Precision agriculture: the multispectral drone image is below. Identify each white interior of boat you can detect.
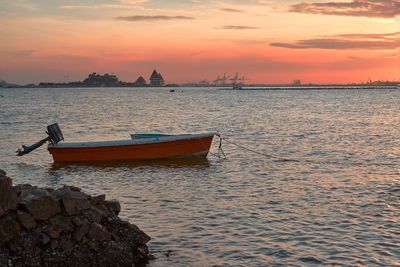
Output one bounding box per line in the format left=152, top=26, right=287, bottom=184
left=49, top=132, right=215, bottom=148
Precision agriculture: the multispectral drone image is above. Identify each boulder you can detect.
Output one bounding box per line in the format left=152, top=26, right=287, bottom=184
left=0, top=175, right=18, bottom=217
left=45, top=215, right=74, bottom=238
left=12, top=184, right=37, bottom=197
left=59, top=237, right=74, bottom=255
left=88, top=222, right=112, bottom=242
left=0, top=172, right=150, bottom=267
left=90, top=194, right=106, bottom=205
left=20, top=189, right=61, bottom=220
left=105, top=219, right=151, bottom=246
left=73, top=219, right=90, bottom=242
left=17, top=210, right=37, bottom=230
left=82, top=206, right=108, bottom=223
left=0, top=247, right=9, bottom=266
left=0, top=174, right=11, bottom=189
left=105, top=200, right=121, bottom=217
left=0, top=216, right=21, bottom=244
left=61, top=191, right=91, bottom=215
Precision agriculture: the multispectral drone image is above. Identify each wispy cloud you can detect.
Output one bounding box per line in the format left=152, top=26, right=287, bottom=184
left=62, top=0, right=149, bottom=9
left=217, top=25, right=259, bottom=30
left=115, top=15, right=194, bottom=21
left=290, top=0, right=400, bottom=18
left=220, top=8, right=244, bottom=13
left=271, top=32, right=400, bottom=50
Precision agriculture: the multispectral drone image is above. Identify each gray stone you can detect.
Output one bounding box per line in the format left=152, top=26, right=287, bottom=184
left=83, top=206, right=107, bottom=223
left=72, top=217, right=82, bottom=226
left=0, top=174, right=12, bottom=189
left=105, top=200, right=121, bottom=216
left=59, top=238, right=74, bottom=255
left=50, top=239, right=59, bottom=250
left=0, top=247, right=9, bottom=267
left=0, top=216, right=21, bottom=244
left=88, top=222, right=112, bottom=242
left=0, top=175, right=18, bottom=217
left=17, top=210, right=37, bottom=230
left=62, top=191, right=91, bottom=215
left=20, top=188, right=61, bottom=220
left=44, top=224, right=62, bottom=239
left=41, top=233, right=51, bottom=245
left=90, top=194, right=106, bottom=205
left=45, top=215, right=74, bottom=238
left=12, top=184, right=37, bottom=197
left=73, top=220, right=90, bottom=242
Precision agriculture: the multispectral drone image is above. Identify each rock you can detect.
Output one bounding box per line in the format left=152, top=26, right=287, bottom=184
left=88, top=222, right=112, bottom=242
left=0, top=174, right=12, bottom=189
left=90, top=194, right=106, bottom=205
left=17, top=210, right=37, bottom=230
left=20, top=188, right=61, bottom=220
left=41, top=233, right=51, bottom=245
left=45, top=215, right=74, bottom=238
left=73, top=219, right=90, bottom=242
left=72, top=217, right=82, bottom=226
left=68, top=185, right=81, bottom=192
left=0, top=216, right=21, bottom=244
left=59, top=237, right=74, bottom=255
left=12, top=184, right=37, bottom=197
left=105, top=219, right=151, bottom=246
left=50, top=239, right=59, bottom=250
left=1, top=173, right=150, bottom=267
left=0, top=247, right=9, bottom=266
left=61, top=191, right=91, bottom=215
left=105, top=200, right=121, bottom=217
left=0, top=169, right=6, bottom=177
left=82, top=206, right=108, bottom=223
left=44, top=224, right=62, bottom=239
left=14, top=231, right=41, bottom=250
left=0, top=175, right=18, bottom=217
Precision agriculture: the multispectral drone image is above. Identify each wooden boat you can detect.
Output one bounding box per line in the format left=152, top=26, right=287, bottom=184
left=17, top=124, right=215, bottom=163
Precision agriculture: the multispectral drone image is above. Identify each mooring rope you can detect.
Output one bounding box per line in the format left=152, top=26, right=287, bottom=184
left=214, top=132, right=299, bottom=162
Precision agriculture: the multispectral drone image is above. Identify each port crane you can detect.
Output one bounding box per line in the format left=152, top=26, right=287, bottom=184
left=230, top=72, right=250, bottom=89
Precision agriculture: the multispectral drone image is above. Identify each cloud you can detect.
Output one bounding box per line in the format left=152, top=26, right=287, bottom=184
left=271, top=32, right=400, bottom=50
left=220, top=8, right=244, bottom=13
left=13, top=50, right=35, bottom=57
left=218, top=25, right=259, bottom=30
left=290, top=0, right=400, bottom=18
left=115, top=15, right=194, bottom=21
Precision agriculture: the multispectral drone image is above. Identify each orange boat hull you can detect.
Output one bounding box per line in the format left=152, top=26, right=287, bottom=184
left=48, top=135, right=214, bottom=163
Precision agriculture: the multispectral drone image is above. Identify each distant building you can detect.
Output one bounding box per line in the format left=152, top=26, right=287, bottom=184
left=293, top=79, right=301, bottom=86
left=134, top=76, right=147, bottom=87
left=83, top=72, right=119, bottom=87
left=149, top=70, right=165, bottom=87
left=198, top=80, right=210, bottom=86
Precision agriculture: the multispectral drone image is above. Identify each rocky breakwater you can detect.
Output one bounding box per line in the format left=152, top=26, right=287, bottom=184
left=0, top=169, right=150, bottom=267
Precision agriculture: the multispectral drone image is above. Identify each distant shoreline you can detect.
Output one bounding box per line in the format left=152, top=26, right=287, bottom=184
left=1, top=85, right=398, bottom=90
left=219, top=85, right=399, bottom=91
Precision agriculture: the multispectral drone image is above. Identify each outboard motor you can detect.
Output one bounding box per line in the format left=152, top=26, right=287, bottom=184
left=16, top=123, right=64, bottom=156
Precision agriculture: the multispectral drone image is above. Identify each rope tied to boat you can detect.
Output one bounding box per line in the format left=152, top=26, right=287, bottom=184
left=214, top=132, right=299, bottom=162
left=215, top=131, right=226, bottom=159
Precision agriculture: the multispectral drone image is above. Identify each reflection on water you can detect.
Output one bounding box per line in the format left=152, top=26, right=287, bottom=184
left=0, top=87, right=399, bottom=266
left=48, top=157, right=211, bottom=172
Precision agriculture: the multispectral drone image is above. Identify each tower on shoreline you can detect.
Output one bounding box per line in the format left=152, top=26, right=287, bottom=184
left=149, top=70, right=165, bottom=87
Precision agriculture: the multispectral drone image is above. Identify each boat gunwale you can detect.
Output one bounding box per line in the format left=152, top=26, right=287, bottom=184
left=48, top=132, right=215, bottom=149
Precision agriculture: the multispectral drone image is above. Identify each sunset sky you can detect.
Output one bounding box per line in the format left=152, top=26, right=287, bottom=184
left=0, top=0, right=399, bottom=84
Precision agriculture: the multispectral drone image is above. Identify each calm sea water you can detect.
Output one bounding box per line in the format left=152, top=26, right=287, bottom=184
left=0, top=87, right=399, bottom=266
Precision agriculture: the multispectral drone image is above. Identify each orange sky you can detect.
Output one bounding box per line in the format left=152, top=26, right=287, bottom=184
left=0, top=0, right=399, bottom=84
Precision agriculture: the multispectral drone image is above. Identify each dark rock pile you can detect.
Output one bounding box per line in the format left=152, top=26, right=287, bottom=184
left=0, top=169, right=150, bottom=267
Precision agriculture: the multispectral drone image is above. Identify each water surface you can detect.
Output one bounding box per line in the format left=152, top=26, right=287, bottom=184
left=0, top=87, right=399, bottom=266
